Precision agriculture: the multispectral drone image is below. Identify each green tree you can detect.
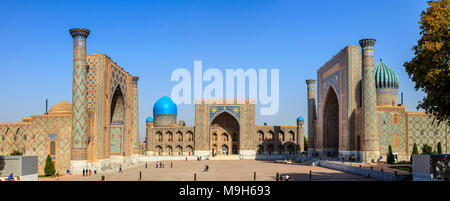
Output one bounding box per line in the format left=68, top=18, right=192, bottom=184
left=9, top=150, right=23, bottom=156
left=304, top=136, right=308, bottom=151
left=44, top=155, right=56, bottom=176
left=403, top=0, right=450, bottom=125
left=411, top=143, right=419, bottom=162
left=422, top=144, right=434, bottom=154
left=387, top=145, right=395, bottom=164
left=437, top=142, right=443, bottom=154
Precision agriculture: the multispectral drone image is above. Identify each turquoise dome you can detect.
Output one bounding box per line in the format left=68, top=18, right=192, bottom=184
left=375, top=60, right=399, bottom=89
left=146, top=116, right=153, bottom=122
left=153, top=96, right=177, bottom=115
left=297, top=116, right=304, bottom=121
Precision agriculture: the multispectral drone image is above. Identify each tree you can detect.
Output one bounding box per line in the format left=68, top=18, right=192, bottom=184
left=387, top=145, right=395, bottom=164
left=422, top=144, right=433, bottom=154
left=437, top=142, right=443, bottom=154
left=304, top=136, right=308, bottom=151
left=9, top=150, right=23, bottom=156
left=403, top=0, right=450, bottom=125
left=411, top=143, right=419, bottom=162
left=44, top=155, right=56, bottom=176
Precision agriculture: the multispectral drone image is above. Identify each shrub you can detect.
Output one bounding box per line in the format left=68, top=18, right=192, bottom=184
left=10, top=150, right=23, bottom=156
left=44, top=155, right=56, bottom=176
left=411, top=143, right=419, bottom=162
left=422, top=144, right=433, bottom=154
left=437, top=142, right=442, bottom=154
left=387, top=145, right=395, bottom=164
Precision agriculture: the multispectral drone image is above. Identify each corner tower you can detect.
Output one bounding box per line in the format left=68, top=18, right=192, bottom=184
left=69, top=28, right=90, bottom=163
left=359, top=38, right=380, bottom=163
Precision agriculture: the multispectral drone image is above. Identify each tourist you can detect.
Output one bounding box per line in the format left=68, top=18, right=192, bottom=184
left=276, top=172, right=280, bottom=181
left=94, top=167, right=97, bottom=174
left=156, top=162, right=159, bottom=168
left=101, top=175, right=105, bottom=181
left=145, top=162, right=148, bottom=168
left=89, top=169, right=92, bottom=176
left=8, top=173, right=13, bottom=181
left=82, top=169, right=85, bottom=176
left=171, top=162, right=173, bottom=168
left=119, top=165, right=122, bottom=173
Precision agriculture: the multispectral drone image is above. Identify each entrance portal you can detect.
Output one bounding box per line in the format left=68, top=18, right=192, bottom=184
left=110, top=86, right=125, bottom=156
left=323, top=87, right=339, bottom=157
left=210, top=112, right=240, bottom=156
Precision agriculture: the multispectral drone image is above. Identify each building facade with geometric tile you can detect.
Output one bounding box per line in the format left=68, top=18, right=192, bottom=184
left=0, top=28, right=140, bottom=174
left=145, top=97, right=305, bottom=159
left=306, top=38, right=448, bottom=163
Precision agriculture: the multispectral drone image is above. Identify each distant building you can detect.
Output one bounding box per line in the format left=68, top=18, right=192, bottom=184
left=146, top=97, right=305, bottom=158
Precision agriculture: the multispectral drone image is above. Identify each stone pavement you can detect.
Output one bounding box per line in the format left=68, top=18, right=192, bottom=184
left=40, top=160, right=375, bottom=181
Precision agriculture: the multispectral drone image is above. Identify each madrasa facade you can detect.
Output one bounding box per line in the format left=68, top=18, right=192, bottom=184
left=0, top=28, right=140, bottom=174
left=306, top=38, right=449, bottom=163
left=145, top=98, right=305, bottom=159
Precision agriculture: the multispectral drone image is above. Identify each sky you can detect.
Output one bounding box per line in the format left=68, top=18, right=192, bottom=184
left=0, top=0, right=429, bottom=141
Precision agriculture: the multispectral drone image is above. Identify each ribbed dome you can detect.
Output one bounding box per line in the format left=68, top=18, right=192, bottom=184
left=48, top=101, right=72, bottom=114
left=153, top=96, right=177, bottom=115
left=375, top=60, right=399, bottom=89
left=146, top=116, right=154, bottom=122
left=297, top=116, right=304, bottom=121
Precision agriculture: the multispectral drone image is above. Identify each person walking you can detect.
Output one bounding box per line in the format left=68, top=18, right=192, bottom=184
left=119, top=165, right=122, bottom=173
left=171, top=162, right=173, bottom=168
left=276, top=172, right=280, bottom=181
left=101, top=175, right=105, bottom=181
left=145, top=162, right=148, bottom=169
left=93, top=167, right=97, bottom=174
left=156, top=162, right=159, bottom=168
left=82, top=169, right=85, bottom=176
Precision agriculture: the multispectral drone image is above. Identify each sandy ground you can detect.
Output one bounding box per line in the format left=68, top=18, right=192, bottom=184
left=39, top=160, right=376, bottom=181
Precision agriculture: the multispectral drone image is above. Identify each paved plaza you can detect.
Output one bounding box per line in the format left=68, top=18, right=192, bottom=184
left=41, top=160, right=375, bottom=181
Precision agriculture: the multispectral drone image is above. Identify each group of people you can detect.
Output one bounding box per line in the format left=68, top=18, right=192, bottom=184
left=275, top=172, right=291, bottom=181
left=82, top=168, right=97, bottom=176
left=155, top=161, right=173, bottom=168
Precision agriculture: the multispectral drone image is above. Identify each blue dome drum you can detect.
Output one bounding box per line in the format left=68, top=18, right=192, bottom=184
left=153, top=96, right=177, bottom=127
left=375, top=60, right=399, bottom=106
left=146, top=116, right=154, bottom=122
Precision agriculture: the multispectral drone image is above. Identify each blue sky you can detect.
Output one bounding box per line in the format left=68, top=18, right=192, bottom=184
left=0, top=0, right=429, bottom=140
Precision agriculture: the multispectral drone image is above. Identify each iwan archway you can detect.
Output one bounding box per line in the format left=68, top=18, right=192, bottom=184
left=210, top=112, right=240, bottom=156
left=110, top=85, right=125, bottom=156
left=323, top=87, right=339, bottom=157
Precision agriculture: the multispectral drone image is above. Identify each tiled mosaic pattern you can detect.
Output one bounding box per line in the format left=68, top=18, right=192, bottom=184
left=407, top=113, right=448, bottom=154
left=110, top=126, right=122, bottom=155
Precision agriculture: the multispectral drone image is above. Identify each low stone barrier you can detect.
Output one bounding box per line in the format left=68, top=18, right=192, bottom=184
left=319, top=161, right=410, bottom=181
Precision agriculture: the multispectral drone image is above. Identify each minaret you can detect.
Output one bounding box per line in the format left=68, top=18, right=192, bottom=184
left=306, top=79, right=317, bottom=156
left=131, top=76, right=140, bottom=155
left=69, top=28, right=90, bottom=164
left=359, top=38, right=380, bottom=163
left=296, top=117, right=305, bottom=153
